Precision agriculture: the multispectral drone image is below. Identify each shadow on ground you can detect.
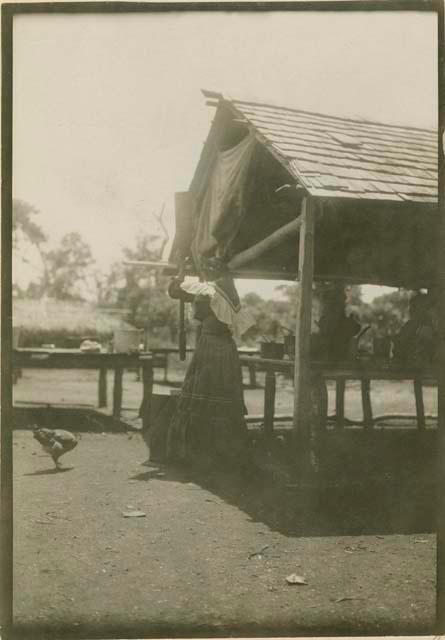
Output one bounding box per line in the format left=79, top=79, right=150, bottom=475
left=131, top=429, right=437, bottom=538
left=13, top=405, right=134, bottom=433
left=14, top=405, right=437, bottom=537
left=23, top=467, right=74, bottom=476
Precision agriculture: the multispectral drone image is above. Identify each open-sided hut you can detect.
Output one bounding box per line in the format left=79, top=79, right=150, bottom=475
left=169, top=89, right=438, bottom=463
left=172, top=90, right=437, bottom=284
left=167, top=89, right=445, bottom=624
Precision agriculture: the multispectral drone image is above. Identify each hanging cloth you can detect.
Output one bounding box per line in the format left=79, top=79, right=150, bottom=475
left=191, top=131, right=256, bottom=261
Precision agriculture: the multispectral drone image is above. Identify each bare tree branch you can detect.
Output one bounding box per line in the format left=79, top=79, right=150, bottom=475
left=152, top=203, right=169, bottom=259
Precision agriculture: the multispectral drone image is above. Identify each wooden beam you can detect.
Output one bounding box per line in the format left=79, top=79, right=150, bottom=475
left=293, top=196, right=315, bottom=474
left=123, top=259, right=433, bottom=290
left=228, top=216, right=302, bottom=270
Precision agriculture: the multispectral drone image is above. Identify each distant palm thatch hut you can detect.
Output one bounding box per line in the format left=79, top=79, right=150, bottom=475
left=13, top=297, right=136, bottom=348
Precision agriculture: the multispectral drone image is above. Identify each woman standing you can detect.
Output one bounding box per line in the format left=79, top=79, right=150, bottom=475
left=166, top=259, right=253, bottom=470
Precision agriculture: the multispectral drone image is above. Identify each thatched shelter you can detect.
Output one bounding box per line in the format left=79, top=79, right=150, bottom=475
left=13, top=297, right=136, bottom=347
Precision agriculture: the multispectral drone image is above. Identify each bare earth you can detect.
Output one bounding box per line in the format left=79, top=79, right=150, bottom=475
left=12, top=366, right=438, bottom=637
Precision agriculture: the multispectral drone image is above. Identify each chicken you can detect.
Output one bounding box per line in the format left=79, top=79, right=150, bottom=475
left=32, top=426, right=78, bottom=470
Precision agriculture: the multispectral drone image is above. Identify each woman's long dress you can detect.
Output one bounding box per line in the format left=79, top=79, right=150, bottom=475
left=167, top=310, right=248, bottom=467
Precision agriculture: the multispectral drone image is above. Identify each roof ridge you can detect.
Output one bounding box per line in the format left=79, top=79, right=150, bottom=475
left=225, top=95, right=436, bottom=135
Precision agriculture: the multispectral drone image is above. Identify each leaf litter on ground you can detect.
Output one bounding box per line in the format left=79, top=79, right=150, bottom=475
left=333, top=596, right=365, bottom=604
left=285, top=573, right=308, bottom=586
left=248, top=545, right=269, bottom=559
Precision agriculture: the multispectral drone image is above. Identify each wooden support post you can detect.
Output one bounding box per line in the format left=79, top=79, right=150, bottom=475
left=179, top=299, right=186, bottom=361
left=311, top=374, right=328, bottom=433
left=164, top=353, right=169, bottom=383
left=361, top=379, right=373, bottom=430
left=98, top=367, right=107, bottom=408
left=264, top=367, right=276, bottom=440
left=335, top=379, right=345, bottom=430
left=248, top=363, right=257, bottom=388
left=112, top=367, right=123, bottom=419
left=413, top=378, right=425, bottom=430
left=141, top=357, right=154, bottom=432
left=293, top=196, right=315, bottom=473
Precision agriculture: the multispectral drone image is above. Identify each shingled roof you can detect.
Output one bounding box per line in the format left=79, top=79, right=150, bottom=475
left=204, top=91, right=438, bottom=204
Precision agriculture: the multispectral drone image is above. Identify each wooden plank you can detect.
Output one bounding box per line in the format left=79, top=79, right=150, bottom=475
left=163, top=353, right=169, bottom=383
left=98, top=368, right=107, bottom=408
left=413, top=378, right=426, bottom=430
left=247, top=362, right=258, bottom=388
left=12, top=350, right=143, bottom=370
left=307, top=188, right=405, bottom=202
left=228, top=216, right=302, bottom=270
left=141, top=357, right=154, bottom=432
left=112, top=368, right=123, bottom=419
left=246, top=414, right=292, bottom=424
left=361, top=379, right=374, bottom=430
left=335, top=379, right=346, bottom=430
left=263, top=368, right=276, bottom=440
left=293, top=196, right=315, bottom=471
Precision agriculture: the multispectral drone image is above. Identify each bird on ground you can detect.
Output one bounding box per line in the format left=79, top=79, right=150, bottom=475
left=32, top=426, right=78, bottom=470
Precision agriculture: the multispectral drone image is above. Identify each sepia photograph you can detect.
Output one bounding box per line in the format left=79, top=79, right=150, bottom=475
left=3, top=2, right=444, bottom=639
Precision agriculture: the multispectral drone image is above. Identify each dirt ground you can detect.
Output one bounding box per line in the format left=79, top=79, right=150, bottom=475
left=11, top=366, right=438, bottom=638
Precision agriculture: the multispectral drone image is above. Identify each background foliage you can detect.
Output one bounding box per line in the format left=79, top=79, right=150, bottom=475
left=13, top=199, right=415, bottom=348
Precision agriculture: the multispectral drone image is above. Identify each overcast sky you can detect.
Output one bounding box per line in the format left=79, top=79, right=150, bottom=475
left=13, top=9, right=438, bottom=299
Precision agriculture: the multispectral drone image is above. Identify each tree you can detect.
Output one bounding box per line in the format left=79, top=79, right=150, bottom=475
left=43, top=232, right=96, bottom=301
left=360, top=289, right=412, bottom=338
left=100, top=207, right=181, bottom=344
left=241, top=287, right=298, bottom=342
left=13, top=199, right=47, bottom=247
left=13, top=199, right=98, bottom=301
left=12, top=199, right=47, bottom=297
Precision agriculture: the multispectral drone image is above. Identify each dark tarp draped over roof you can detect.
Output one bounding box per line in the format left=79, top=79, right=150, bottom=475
left=173, top=90, right=438, bottom=287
